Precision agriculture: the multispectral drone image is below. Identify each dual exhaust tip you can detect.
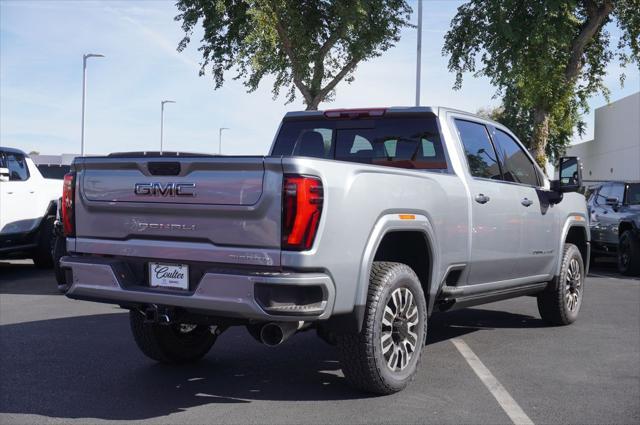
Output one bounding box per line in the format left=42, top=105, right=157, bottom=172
left=259, top=321, right=305, bottom=347
left=143, top=305, right=304, bottom=347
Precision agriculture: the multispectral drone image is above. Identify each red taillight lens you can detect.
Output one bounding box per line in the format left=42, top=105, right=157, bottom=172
left=61, top=172, right=76, bottom=237
left=282, top=175, right=323, bottom=251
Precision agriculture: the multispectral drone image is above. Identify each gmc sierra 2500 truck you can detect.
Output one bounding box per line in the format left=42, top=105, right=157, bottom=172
left=61, top=107, right=589, bottom=394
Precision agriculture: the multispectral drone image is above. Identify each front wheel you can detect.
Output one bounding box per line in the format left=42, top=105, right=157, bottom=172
left=129, top=311, right=217, bottom=364
left=537, top=243, right=585, bottom=325
left=336, top=262, right=427, bottom=394
left=618, top=230, right=640, bottom=276
left=31, top=216, right=55, bottom=269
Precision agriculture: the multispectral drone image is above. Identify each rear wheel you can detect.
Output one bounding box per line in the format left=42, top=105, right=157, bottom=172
left=537, top=243, right=584, bottom=325
left=129, top=311, right=217, bottom=364
left=618, top=230, right=640, bottom=276
left=336, top=262, right=427, bottom=394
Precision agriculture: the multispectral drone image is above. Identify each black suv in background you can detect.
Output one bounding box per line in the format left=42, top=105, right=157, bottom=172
left=587, top=181, right=640, bottom=275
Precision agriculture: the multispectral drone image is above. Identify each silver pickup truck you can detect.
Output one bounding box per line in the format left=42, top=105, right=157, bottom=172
left=61, top=107, right=589, bottom=394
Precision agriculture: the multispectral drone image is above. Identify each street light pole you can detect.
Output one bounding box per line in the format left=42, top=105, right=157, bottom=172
left=81, top=53, right=104, bottom=156
left=415, top=0, right=423, bottom=106
left=218, top=127, right=229, bottom=155
left=160, top=100, right=176, bottom=154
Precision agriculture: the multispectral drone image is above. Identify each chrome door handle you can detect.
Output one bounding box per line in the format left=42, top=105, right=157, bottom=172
left=521, top=198, right=533, bottom=207
left=475, top=194, right=490, bottom=204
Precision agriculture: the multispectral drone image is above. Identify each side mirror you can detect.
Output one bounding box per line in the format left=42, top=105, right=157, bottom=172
left=605, top=197, right=619, bottom=206
left=552, top=156, right=582, bottom=193
left=0, top=167, right=9, bottom=182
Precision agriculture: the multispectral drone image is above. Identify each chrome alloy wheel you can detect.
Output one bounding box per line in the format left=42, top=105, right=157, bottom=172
left=565, top=258, right=582, bottom=312
left=381, top=287, right=420, bottom=372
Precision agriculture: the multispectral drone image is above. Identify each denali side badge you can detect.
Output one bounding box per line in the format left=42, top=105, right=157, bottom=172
left=134, top=182, right=196, bottom=197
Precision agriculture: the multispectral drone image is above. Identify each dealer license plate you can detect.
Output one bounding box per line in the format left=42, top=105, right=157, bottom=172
left=148, top=262, right=189, bottom=290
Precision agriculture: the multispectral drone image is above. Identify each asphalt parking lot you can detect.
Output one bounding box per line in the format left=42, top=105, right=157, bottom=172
left=1, top=259, right=638, bottom=425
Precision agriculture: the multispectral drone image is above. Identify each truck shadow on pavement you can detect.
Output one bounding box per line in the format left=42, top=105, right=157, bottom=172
left=0, top=306, right=545, bottom=421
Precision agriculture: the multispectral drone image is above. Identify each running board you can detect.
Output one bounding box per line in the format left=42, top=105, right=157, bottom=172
left=436, top=282, right=548, bottom=312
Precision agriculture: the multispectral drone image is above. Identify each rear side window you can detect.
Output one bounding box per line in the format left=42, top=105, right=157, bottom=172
left=4, top=153, right=29, bottom=181
left=455, top=119, right=501, bottom=179
left=271, top=116, right=447, bottom=170
left=492, top=129, right=539, bottom=186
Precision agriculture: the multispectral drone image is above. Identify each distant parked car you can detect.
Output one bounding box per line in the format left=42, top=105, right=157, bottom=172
left=0, top=148, right=62, bottom=267
left=587, top=181, right=640, bottom=275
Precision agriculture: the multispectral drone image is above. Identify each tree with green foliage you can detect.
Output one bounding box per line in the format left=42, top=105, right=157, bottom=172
left=175, top=0, right=412, bottom=110
left=443, top=0, right=640, bottom=167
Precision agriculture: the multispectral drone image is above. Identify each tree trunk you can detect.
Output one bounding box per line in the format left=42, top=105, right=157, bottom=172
left=305, top=96, right=321, bottom=111
left=532, top=106, right=550, bottom=169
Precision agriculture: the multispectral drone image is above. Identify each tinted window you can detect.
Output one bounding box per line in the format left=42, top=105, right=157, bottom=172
left=609, top=183, right=625, bottom=203
left=492, top=129, right=539, bottom=186
left=596, top=184, right=611, bottom=204
left=4, top=153, right=29, bottom=181
left=272, top=116, right=447, bottom=170
left=626, top=183, right=640, bottom=205
left=455, top=120, right=501, bottom=179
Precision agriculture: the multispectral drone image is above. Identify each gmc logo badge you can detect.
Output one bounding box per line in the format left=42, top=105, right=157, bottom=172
left=134, top=182, right=196, bottom=197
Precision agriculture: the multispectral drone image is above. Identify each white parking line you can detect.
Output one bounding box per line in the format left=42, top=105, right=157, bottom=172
left=451, top=338, right=534, bottom=425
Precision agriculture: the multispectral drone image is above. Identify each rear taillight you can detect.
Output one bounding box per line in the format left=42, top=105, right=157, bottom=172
left=282, top=175, right=323, bottom=251
left=62, top=172, right=76, bottom=237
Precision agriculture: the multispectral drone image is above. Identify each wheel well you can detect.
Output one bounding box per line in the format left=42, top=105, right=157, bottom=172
left=565, top=226, right=588, bottom=264
left=373, top=231, right=431, bottom=305
left=619, top=221, right=634, bottom=236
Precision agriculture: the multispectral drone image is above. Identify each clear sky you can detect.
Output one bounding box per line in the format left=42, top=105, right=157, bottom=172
left=1, top=0, right=638, bottom=156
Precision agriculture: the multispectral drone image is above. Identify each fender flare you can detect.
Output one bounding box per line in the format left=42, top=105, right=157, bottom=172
left=557, top=213, right=590, bottom=276
left=352, top=213, right=440, bottom=331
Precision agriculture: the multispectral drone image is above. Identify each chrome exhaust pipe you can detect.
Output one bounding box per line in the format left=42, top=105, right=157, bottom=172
left=259, top=321, right=305, bottom=346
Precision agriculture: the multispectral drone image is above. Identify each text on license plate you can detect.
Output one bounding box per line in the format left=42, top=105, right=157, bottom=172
left=148, top=262, right=189, bottom=290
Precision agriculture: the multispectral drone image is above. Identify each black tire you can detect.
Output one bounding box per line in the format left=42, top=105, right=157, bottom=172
left=52, top=234, right=69, bottom=293
left=537, top=243, right=584, bottom=325
left=129, top=311, right=217, bottom=364
left=31, top=216, right=55, bottom=269
left=618, top=230, right=640, bottom=276
left=336, top=262, right=427, bottom=394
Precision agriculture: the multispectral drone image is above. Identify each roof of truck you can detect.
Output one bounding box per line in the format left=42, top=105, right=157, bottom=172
left=284, top=106, right=436, bottom=119
left=283, top=106, right=502, bottom=126
left=0, top=147, right=27, bottom=156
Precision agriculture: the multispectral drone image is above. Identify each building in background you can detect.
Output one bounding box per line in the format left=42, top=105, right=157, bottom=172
left=30, top=153, right=77, bottom=166
left=567, top=92, right=640, bottom=183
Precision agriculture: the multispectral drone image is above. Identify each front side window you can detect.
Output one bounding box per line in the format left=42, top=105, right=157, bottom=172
left=4, top=153, right=29, bottom=181
left=492, top=129, right=539, bottom=186
left=609, top=183, right=625, bottom=203
left=626, top=183, right=640, bottom=205
left=455, top=119, right=501, bottom=179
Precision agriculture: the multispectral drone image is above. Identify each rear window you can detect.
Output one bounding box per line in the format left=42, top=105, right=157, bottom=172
left=271, top=116, right=447, bottom=170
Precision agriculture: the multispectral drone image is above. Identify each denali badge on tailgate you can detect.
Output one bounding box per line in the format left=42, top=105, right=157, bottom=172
left=134, top=182, right=196, bottom=197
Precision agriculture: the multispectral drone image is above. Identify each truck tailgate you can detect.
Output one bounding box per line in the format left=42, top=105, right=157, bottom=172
left=72, top=156, right=283, bottom=264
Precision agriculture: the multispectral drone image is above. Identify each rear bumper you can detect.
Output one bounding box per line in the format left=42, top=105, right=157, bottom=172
left=60, top=256, right=335, bottom=322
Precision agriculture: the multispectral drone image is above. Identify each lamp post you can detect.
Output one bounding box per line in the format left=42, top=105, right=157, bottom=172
left=415, top=0, right=423, bottom=106
left=160, top=100, right=176, bottom=154
left=218, top=127, right=229, bottom=155
left=81, top=53, right=105, bottom=156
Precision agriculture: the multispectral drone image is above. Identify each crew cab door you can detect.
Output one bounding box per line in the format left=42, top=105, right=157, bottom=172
left=488, top=127, right=556, bottom=278
left=454, top=119, right=525, bottom=284
left=0, top=151, right=37, bottom=235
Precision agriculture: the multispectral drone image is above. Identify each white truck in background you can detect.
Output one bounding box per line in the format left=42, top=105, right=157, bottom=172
left=0, top=147, right=62, bottom=268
